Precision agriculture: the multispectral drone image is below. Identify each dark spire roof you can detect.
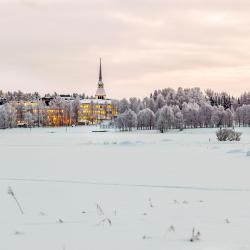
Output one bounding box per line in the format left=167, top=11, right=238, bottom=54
left=99, top=58, right=102, bottom=82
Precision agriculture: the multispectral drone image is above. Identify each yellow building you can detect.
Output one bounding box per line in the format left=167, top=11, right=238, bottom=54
left=78, top=58, right=118, bottom=124
left=10, top=100, right=39, bottom=125
left=78, top=99, right=117, bottom=125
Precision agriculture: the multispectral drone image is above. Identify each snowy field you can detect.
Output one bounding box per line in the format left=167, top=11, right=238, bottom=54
left=0, top=126, right=250, bottom=250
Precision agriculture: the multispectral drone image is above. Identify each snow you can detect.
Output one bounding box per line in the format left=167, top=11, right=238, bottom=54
left=0, top=127, right=250, bottom=250
left=80, top=99, right=112, bottom=104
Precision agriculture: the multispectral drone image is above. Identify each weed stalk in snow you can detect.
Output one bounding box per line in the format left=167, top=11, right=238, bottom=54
left=190, top=227, right=201, bottom=242
left=8, top=187, right=24, bottom=215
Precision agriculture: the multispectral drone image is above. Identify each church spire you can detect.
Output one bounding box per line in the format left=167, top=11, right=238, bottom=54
left=99, top=58, right=102, bottom=82
left=95, top=58, right=106, bottom=100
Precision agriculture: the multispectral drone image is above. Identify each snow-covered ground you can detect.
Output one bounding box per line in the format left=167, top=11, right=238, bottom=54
left=0, top=126, right=250, bottom=250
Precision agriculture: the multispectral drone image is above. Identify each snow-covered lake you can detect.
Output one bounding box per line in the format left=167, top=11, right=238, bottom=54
left=0, top=126, right=250, bottom=250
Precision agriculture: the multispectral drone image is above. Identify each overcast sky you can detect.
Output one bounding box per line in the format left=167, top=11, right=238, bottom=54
left=0, top=0, right=250, bottom=98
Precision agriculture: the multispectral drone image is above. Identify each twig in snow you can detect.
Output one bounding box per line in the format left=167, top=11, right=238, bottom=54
left=148, top=198, right=153, bottom=208
left=97, top=217, right=112, bottom=227
left=142, top=235, right=151, bottom=240
left=163, top=225, right=175, bottom=238
left=190, top=227, right=201, bottom=242
left=96, top=203, right=104, bottom=215
left=7, top=186, right=24, bottom=215
left=168, top=225, right=175, bottom=232
left=58, top=219, right=64, bottom=223
left=14, top=230, right=24, bottom=235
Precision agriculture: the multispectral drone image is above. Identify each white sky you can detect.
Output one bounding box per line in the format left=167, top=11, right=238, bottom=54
left=0, top=0, right=250, bottom=98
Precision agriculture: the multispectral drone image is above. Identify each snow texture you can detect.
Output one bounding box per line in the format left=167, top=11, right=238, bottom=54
left=0, top=126, right=250, bottom=250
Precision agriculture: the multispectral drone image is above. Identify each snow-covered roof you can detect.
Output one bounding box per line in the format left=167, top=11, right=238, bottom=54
left=80, top=98, right=112, bottom=104
left=95, top=85, right=106, bottom=97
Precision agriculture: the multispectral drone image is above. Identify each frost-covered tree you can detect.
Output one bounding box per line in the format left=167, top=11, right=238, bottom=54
left=63, top=101, right=73, bottom=126
left=0, top=104, right=17, bottom=129
left=235, top=105, right=250, bottom=127
left=199, top=102, right=213, bottom=128
left=155, top=94, right=165, bottom=110
left=182, top=102, right=200, bottom=128
left=137, top=108, right=155, bottom=130
left=186, top=87, right=205, bottom=105
left=116, top=113, right=126, bottom=131
left=0, top=106, right=8, bottom=129
left=71, top=98, right=81, bottom=125
left=24, top=112, right=34, bottom=127
left=238, top=92, right=250, bottom=105
left=211, top=106, right=226, bottom=127
left=172, top=105, right=184, bottom=129
left=124, top=109, right=137, bottom=131
left=143, top=97, right=155, bottom=112
left=118, top=98, right=129, bottom=113
left=224, top=108, right=234, bottom=127
left=116, top=109, right=137, bottom=131
left=156, top=105, right=174, bottom=133
left=129, top=97, right=141, bottom=114
left=5, top=104, right=17, bottom=128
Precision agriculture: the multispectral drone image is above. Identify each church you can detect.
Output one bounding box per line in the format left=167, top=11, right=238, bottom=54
left=9, top=59, right=117, bottom=127
left=78, top=59, right=118, bottom=125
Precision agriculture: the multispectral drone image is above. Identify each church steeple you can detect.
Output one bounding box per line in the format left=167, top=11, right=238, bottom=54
left=99, top=58, right=102, bottom=82
left=95, top=58, right=106, bottom=100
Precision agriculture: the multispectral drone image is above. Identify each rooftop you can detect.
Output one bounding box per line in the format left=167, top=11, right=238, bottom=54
left=80, top=98, right=112, bottom=104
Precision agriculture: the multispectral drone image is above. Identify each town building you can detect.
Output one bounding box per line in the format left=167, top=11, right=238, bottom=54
left=8, top=59, right=118, bottom=127
left=78, top=58, right=118, bottom=125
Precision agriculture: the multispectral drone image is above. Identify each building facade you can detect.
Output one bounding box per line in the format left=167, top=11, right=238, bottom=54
left=78, top=58, right=118, bottom=125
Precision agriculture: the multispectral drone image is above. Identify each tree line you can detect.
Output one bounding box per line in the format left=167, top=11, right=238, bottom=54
left=116, top=87, right=250, bottom=132
left=0, top=87, right=250, bottom=130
